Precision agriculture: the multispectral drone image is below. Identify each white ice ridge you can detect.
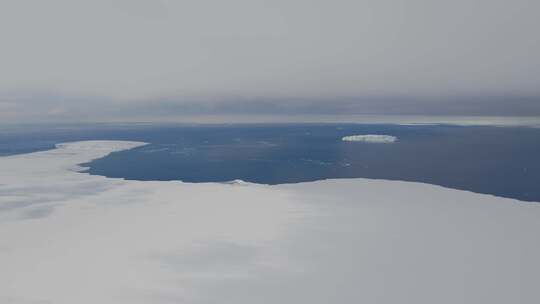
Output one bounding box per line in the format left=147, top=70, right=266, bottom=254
left=342, top=134, right=397, bottom=143
left=1, top=141, right=540, bottom=304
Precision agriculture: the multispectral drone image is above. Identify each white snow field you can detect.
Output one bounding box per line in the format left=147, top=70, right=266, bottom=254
left=342, top=134, right=397, bottom=143
left=1, top=141, right=539, bottom=304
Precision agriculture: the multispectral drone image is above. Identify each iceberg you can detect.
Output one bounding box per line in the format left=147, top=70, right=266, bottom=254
left=342, top=134, right=397, bottom=143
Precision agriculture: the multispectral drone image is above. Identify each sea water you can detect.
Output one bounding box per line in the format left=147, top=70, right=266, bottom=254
left=1, top=123, right=539, bottom=202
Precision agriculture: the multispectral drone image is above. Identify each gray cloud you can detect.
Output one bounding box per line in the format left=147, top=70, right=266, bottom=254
left=1, top=0, right=539, bottom=121
left=2, top=92, right=540, bottom=123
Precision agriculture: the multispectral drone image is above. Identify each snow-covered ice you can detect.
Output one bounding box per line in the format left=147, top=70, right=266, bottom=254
left=1, top=141, right=539, bottom=304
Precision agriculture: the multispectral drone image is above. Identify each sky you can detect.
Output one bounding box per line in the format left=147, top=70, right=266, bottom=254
left=1, top=0, right=539, bottom=122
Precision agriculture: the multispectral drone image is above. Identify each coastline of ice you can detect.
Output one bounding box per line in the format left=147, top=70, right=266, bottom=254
left=342, top=134, right=397, bottom=143
left=1, top=141, right=539, bottom=304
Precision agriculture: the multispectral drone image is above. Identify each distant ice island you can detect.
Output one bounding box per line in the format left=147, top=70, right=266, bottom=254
left=342, top=134, right=397, bottom=143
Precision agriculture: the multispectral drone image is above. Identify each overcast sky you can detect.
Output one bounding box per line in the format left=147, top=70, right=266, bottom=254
left=1, top=0, right=539, bottom=122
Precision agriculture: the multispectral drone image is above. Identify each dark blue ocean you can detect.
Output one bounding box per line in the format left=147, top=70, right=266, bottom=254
left=1, top=123, right=539, bottom=202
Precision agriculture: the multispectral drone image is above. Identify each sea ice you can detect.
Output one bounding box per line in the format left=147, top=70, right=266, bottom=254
left=0, top=141, right=539, bottom=304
